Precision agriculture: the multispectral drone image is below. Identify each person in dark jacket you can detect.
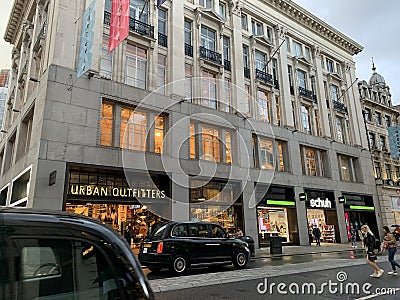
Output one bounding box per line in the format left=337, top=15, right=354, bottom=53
left=361, top=225, right=383, bottom=278
left=383, top=226, right=400, bottom=275
left=312, top=226, right=321, bottom=246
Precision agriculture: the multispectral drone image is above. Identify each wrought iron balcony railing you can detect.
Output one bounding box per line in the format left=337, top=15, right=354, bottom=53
left=158, top=33, right=167, bottom=47
left=104, top=11, right=154, bottom=39
left=224, top=59, right=231, bottom=71
left=298, top=86, right=315, bottom=101
left=199, top=46, right=222, bottom=65
left=185, top=43, right=193, bottom=57
left=332, top=100, right=348, bottom=113
left=255, top=69, right=279, bottom=89
left=244, top=67, right=250, bottom=79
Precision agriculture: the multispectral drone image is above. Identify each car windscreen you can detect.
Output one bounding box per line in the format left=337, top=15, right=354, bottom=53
left=146, top=223, right=167, bottom=240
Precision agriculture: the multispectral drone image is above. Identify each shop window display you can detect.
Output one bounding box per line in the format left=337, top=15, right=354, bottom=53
left=257, top=207, right=290, bottom=242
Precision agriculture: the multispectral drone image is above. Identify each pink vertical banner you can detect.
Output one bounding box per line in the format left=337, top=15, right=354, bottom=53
left=108, top=0, right=130, bottom=53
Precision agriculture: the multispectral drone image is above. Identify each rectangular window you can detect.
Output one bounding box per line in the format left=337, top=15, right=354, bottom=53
left=199, top=0, right=213, bottom=9
left=302, top=146, right=324, bottom=177
left=336, top=116, right=345, bottom=143
left=225, top=131, right=232, bottom=164
left=384, top=164, right=391, bottom=180
left=285, top=36, right=290, bottom=52
left=257, top=90, right=270, bottom=122
left=374, top=162, right=381, bottom=179
left=330, top=85, right=339, bottom=102
left=365, top=108, right=372, bottom=122
left=157, top=54, right=167, bottom=94
left=375, top=111, right=382, bottom=125
left=185, top=63, right=193, bottom=101
left=338, top=155, right=356, bottom=182
left=154, top=116, right=164, bottom=154
left=259, top=138, right=274, bottom=170
left=219, top=2, right=226, bottom=19
left=266, top=26, right=273, bottom=42
left=369, top=132, right=376, bottom=147
left=201, top=26, right=216, bottom=51
left=380, top=135, right=386, bottom=150
left=326, top=58, right=334, bottom=72
left=385, top=115, right=391, bottom=127
left=190, top=123, right=196, bottom=158
left=241, top=13, right=248, bottom=30
left=158, top=9, right=167, bottom=35
left=224, top=79, right=231, bottom=113
left=202, top=126, right=220, bottom=162
left=120, top=108, right=147, bottom=151
left=277, top=140, right=287, bottom=172
left=251, top=20, right=263, bottom=36
left=304, top=47, right=311, bottom=62
left=243, top=45, right=249, bottom=69
left=275, top=96, right=281, bottom=126
left=245, top=85, right=251, bottom=114
left=223, top=36, right=230, bottom=61
left=184, top=20, right=192, bottom=45
left=297, top=70, right=307, bottom=89
left=301, top=105, right=311, bottom=134
left=126, top=44, right=147, bottom=89
left=201, top=70, right=217, bottom=109
left=100, top=103, right=114, bottom=146
left=293, top=41, right=302, bottom=56
left=271, top=58, right=278, bottom=81
left=255, top=51, right=266, bottom=71
left=130, top=0, right=149, bottom=23
left=100, top=35, right=112, bottom=79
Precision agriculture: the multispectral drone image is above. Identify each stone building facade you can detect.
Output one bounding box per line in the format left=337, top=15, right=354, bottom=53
left=0, top=0, right=381, bottom=246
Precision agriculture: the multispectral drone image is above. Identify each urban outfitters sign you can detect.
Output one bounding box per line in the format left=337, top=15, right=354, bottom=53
left=307, top=197, right=332, bottom=209
left=69, top=184, right=166, bottom=199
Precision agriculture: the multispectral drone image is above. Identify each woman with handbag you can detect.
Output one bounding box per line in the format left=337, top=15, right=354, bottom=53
left=383, top=226, right=400, bottom=275
left=361, top=225, right=384, bottom=278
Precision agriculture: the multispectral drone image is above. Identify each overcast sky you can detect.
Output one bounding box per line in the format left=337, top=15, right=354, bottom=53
left=0, top=0, right=398, bottom=102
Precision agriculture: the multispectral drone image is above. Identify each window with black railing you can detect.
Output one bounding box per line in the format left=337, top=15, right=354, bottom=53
left=103, top=11, right=154, bottom=39
left=185, top=43, right=193, bottom=57
left=199, top=46, right=222, bottom=64
left=298, top=86, right=315, bottom=101
left=255, top=69, right=279, bottom=89
left=332, top=100, right=347, bottom=113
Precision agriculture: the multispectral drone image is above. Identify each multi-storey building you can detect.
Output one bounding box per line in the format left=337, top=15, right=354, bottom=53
left=0, top=0, right=381, bottom=247
left=0, top=69, right=10, bottom=129
left=359, top=65, right=400, bottom=227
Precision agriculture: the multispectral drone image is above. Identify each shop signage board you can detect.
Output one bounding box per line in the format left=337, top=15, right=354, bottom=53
left=307, top=197, right=332, bottom=209
left=69, top=184, right=166, bottom=199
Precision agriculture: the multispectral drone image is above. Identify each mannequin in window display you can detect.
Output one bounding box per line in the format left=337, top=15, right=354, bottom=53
left=110, top=207, right=118, bottom=226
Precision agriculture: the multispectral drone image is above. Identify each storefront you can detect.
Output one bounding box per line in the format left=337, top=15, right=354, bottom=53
left=189, top=178, right=243, bottom=237
left=256, top=185, right=299, bottom=247
left=64, top=166, right=171, bottom=247
left=391, top=197, right=400, bottom=225
left=305, top=189, right=340, bottom=243
left=342, top=193, right=378, bottom=240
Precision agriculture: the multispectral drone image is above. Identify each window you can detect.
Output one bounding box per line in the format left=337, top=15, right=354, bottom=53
left=252, top=135, right=258, bottom=168
left=301, top=105, right=311, bottom=134
left=245, top=85, right=251, bottom=114
left=275, top=96, right=281, bottom=126
left=190, top=123, right=196, bottom=158
left=10, top=169, right=30, bottom=206
left=259, top=138, right=274, bottom=170
left=394, top=166, right=400, bottom=181
left=364, top=108, right=372, bottom=122
left=241, top=13, right=248, bottom=30
left=271, top=58, right=278, bottom=81
left=257, top=90, right=270, bottom=122
left=336, top=116, right=345, bottom=143
left=120, top=108, right=147, bottom=151
left=293, top=41, right=302, bottom=56
left=184, top=20, right=192, bottom=45
left=157, top=54, right=167, bottom=94
left=330, top=85, right=339, bottom=102
left=302, top=147, right=325, bottom=177
left=288, top=65, right=293, bottom=89
left=100, top=35, right=112, bottom=79
left=223, top=36, right=230, bottom=61
left=380, top=135, right=386, bottom=150
left=17, top=110, right=34, bottom=159
left=338, top=155, right=356, bottom=182
left=374, top=162, right=381, bottom=178
left=326, top=58, right=334, bottom=72
left=185, top=63, right=193, bottom=101
left=251, top=20, right=263, bottom=36
left=255, top=51, right=266, bottom=71
left=201, top=70, right=217, bottom=109
left=219, top=2, right=226, bottom=19
left=375, top=111, right=382, bottom=125
left=202, top=126, right=220, bottom=162
left=201, top=26, right=216, bottom=51
left=385, top=115, right=391, bottom=127
left=172, top=224, right=188, bottom=237
left=100, top=103, right=114, bottom=146
left=277, top=140, right=287, bottom=172
left=304, top=47, right=311, bottom=62
left=125, top=44, right=147, bottom=89
left=154, top=116, right=164, bottom=154
left=158, top=9, right=167, bottom=35
left=130, top=0, right=149, bottom=23
left=314, top=110, right=321, bottom=136
left=188, top=223, right=209, bottom=237
left=285, top=37, right=290, bottom=52
left=296, top=70, right=307, bottom=89
left=336, top=63, right=341, bottom=74
left=199, top=0, right=213, bottom=9
left=369, top=132, right=376, bottom=147
left=384, top=164, right=391, bottom=180
left=224, top=79, right=231, bottom=112
left=266, top=26, right=273, bottom=42
left=243, top=45, right=249, bottom=69
left=211, top=224, right=226, bottom=238
left=225, top=131, right=232, bottom=164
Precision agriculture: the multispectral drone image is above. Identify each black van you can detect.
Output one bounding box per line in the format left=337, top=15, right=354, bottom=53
left=138, top=221, right=250, bottom=274
left=0, top=208, right=154, bottom=300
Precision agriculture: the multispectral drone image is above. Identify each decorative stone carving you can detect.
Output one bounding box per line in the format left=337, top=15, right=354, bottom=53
left=229, top=0, right=242, bottom=16
left=312, top=44, right=321, bottom=58
left=345, top=62, right=351, bottom=72
left=275, top=24, right=287, bottom=39
left=195, top=9, right=202, bottom=28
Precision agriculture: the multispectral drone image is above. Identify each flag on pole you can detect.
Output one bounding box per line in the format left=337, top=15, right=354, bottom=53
left=108, top=0, right=130, bottom=53
left=77, top=0, right=97, bottom=79
left=157, top=0, right=167, bottom=7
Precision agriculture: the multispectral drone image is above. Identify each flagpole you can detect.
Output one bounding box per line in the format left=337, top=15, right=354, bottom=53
left=261, top=38, right=286, bottom=73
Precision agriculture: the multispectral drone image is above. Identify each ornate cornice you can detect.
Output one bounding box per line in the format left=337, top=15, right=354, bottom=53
left=4, top=0, right=26, bottom=44
left=261, top=0, right=363, bottom=55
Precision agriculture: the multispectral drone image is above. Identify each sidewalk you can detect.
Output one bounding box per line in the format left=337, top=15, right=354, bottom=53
left=255, top=242, right=364, bottom=258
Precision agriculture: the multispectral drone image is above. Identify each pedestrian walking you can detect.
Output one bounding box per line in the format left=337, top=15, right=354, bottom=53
left=382, top=226, right=400, bottom=275
left=312, top=225, right=321, bottom=246
left=361, top=225, right=383, bottom=278
left=350, top=227, right=357, bottom=248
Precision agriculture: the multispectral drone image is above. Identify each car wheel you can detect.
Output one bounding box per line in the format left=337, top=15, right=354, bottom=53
left=169, top=255, right=188, bottom=275
left=233, top=251, right=248, bottom=269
